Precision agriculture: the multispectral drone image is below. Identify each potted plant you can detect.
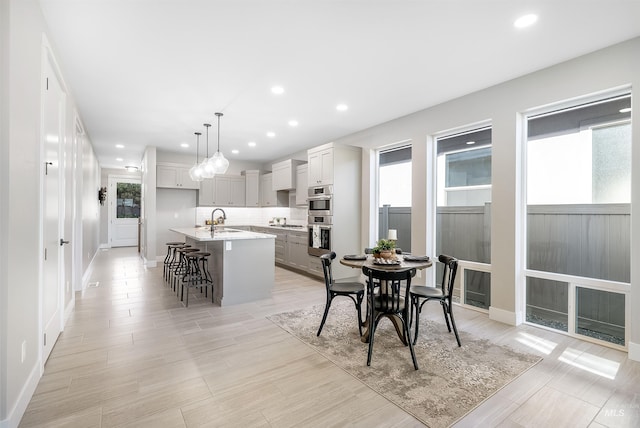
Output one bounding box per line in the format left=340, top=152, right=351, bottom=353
left=372, top=238, right=396, bottom=259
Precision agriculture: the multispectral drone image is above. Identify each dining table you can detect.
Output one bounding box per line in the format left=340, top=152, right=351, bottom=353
left=340, top=254, right=432, bottom=344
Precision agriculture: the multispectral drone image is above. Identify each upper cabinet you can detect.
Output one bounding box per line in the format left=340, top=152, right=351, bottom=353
left=260, top=173, right=288, bottom=207
left=215, top=175, right=246, bottom=206
left=272, top=159, right=305, bottom=190
left=243, top=170, right=260, bottom=207
left=307, top=146, right=334, bottom=185
left=198, top=178, right=215, bottom=206
left=198, top=175, right=246, bottom=207
left=157, top=163, right=200, bottom=189
left=295, top=164, right=308, bottom=206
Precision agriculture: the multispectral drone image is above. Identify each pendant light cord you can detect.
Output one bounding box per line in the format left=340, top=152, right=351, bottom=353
left=215, top=112, right=223, bottom=152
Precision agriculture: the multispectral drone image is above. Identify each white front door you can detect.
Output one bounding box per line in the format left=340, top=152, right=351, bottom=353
left=109, top=176, right=141, bottom=247
left=42, top=53, right=66, bottom=363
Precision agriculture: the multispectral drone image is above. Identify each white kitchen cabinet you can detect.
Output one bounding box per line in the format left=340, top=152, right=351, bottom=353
left=295, top=164, right=308, bottom=206
left=272, top=159, right=305, bottom=190
left=198, top=178, right=215, bottom=206
left=213, top=176, right=245, bottom=206
left=242, top=170, right=260, bottom=207
left=198, top=175, right=245, bottom=206
left=157, top=163, right=200, bottom=189
left=286, top=232, right=309, bottom=270
left=307, top=146, right=333, bottom=185
left=260, top=173, right=288, bottom=207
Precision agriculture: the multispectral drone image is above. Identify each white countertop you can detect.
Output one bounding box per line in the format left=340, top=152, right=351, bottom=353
left=170, top=227, right=276, bottom=242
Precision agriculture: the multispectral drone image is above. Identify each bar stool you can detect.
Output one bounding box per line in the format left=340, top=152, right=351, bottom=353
left=165, top=243, right=192, bottom=284
left=181, top=251, right=214, bottom=307
left=170, top=247, right=199, bottom=291
left=163, top=242, right=186, bottom=281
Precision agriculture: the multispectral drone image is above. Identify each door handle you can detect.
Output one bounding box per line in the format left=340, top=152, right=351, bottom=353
left=60, top=239, right=70, bottom=246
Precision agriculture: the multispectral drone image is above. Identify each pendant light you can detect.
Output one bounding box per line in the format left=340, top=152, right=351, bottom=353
left=188, top=131, right=204, bottom=181
left=208, top=112, right=229, bottom=174
left=200, top=123, right=215, bottom=178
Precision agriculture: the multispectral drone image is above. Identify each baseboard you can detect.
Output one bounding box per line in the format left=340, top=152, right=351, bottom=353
left=78, top=249, right=99, bottom=291
left=143, top=257, right=157, bottom=268
left=64, top=298, right=75, bottom=323
left=0, top=361, right=41, bottom=428
left=489, top=306, right=519, bottom=326
left=99, top=243, right=110, bottom=249
left=628, top=341, right=640, bottom=362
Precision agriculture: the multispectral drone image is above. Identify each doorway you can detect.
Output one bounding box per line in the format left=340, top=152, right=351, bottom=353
left=108, top=176, right=141, bottom=247
left=41, top=51, right=66, bottom=363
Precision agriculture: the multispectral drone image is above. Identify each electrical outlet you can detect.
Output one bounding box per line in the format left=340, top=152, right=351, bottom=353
left=21, top=341, right=26, bottom=363
left=225, top=241, right=232, bottom=251
left=416, top=270, right=422, bottom=278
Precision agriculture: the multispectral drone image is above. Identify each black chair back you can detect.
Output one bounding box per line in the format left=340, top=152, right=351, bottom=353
left=319, top=251, right=337, bottom=290
left=438, top=254, right=459, bottom=302
left=362, top=266, right=416, bottom=314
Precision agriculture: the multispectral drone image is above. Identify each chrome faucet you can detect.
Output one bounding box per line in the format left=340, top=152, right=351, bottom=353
left=210, top=208, right=227, bottom=232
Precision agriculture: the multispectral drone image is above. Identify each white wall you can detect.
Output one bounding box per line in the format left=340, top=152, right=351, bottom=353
left=0, top=0, right=102, bottom=425
left=335, top=37, right=640, bottom=359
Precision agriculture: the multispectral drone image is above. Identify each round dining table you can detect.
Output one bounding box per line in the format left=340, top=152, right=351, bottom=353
left=339, top=254, right=432, bottom=271
left=340, top=254, right=433, bottom=343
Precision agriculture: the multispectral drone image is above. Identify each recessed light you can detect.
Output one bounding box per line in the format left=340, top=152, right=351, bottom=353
left=116, top=157, right=123, bottom=162
left=125, top=165, right=138, bottom=172
left=619, top=107, right=632, bottom=113
left=336, top=103, right=348, bottom=112
left=248, top=141, right=256, bottom=147
left=231, top=149, right=239, bottom=154
left=271, top=86, right=284, bottom=95
left=288, top=120, right=299, bottom=127
left=266, top=131, right=276, bottom=138
left=514, top=14, right=538, bottom=28
left=466, top=141, right=476, bottom=145
left=115, top=144, right=124, bottom=149
left=180, top=143, right=189, bottom=148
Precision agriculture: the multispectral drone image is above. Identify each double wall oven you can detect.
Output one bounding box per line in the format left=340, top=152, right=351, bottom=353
left=307, top=185, right=332, bottom=256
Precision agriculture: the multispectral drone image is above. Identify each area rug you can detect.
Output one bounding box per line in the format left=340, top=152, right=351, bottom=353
left=268, top=301, right=541, bottom=428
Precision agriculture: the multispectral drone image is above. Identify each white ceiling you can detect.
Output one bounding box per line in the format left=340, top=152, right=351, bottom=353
left=39, top=0, right=640, bottom=169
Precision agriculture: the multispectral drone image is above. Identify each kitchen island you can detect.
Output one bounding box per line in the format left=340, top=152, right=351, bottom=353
left=170, top=227, right=276, bottom=306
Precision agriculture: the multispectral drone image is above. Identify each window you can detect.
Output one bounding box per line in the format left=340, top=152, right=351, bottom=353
left=378, top=145, right=411, bottom=252
left=525, top=94, right=631, bottom=347
left=436, top=127, right=492, bottom=309
left=116, top=182, right=141, bottom=219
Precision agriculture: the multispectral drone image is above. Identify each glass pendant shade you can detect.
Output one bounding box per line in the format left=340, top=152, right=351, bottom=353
left=210, top=112, right=229, bottom=174
left=189, top=163, right=203, bottom=181
left=189, top=131, right=204, bottom=181
left=201, top=159, right=215, bottom=178
left=209, top=151, right=229, bottom=174
left=200, top=123, right=215, bottom=178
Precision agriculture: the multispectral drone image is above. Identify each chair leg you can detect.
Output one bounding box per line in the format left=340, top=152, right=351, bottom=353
left=447, top=303, right=462, bottom=347
left=356, top=293, right=363, bottom=337
left=412, top=298, right=422, bottom=346
left=367, top=315, right=377, bottom=367
left=316, top=295, right=333, bottom=336
left=403, top=316, right=419, bottom=370
left=441, top=301, right=452, bottom=332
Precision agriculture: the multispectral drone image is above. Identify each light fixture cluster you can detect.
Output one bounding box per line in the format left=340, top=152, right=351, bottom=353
left=188, top=112, right=229, bottom=181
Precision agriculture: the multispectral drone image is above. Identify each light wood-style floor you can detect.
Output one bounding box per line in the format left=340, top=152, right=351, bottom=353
left=19, top=247, right=640, bottom=427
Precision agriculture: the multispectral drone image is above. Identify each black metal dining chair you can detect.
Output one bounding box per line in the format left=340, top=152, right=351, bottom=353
left=317, top=252, right=365, bottom=337
left=362, top=265, right=418, bottom=370
left=409, top=254, right=461, bottom=347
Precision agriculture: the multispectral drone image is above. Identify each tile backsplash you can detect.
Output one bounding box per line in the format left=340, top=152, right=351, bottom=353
left=195, top=206, right=307, bottom=227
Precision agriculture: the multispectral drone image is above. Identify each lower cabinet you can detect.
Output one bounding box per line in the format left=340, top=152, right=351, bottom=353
left=287, top=233, right=308, bottom=270
left=307, top=255, right=323, bottom=277
left=250, top=226, right=322, bottom=278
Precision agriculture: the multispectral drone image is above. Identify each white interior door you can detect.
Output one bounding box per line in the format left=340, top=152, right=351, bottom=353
left=109, top=176, right=141, bottom=247
left=42, top=53, right=66, bottom=363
